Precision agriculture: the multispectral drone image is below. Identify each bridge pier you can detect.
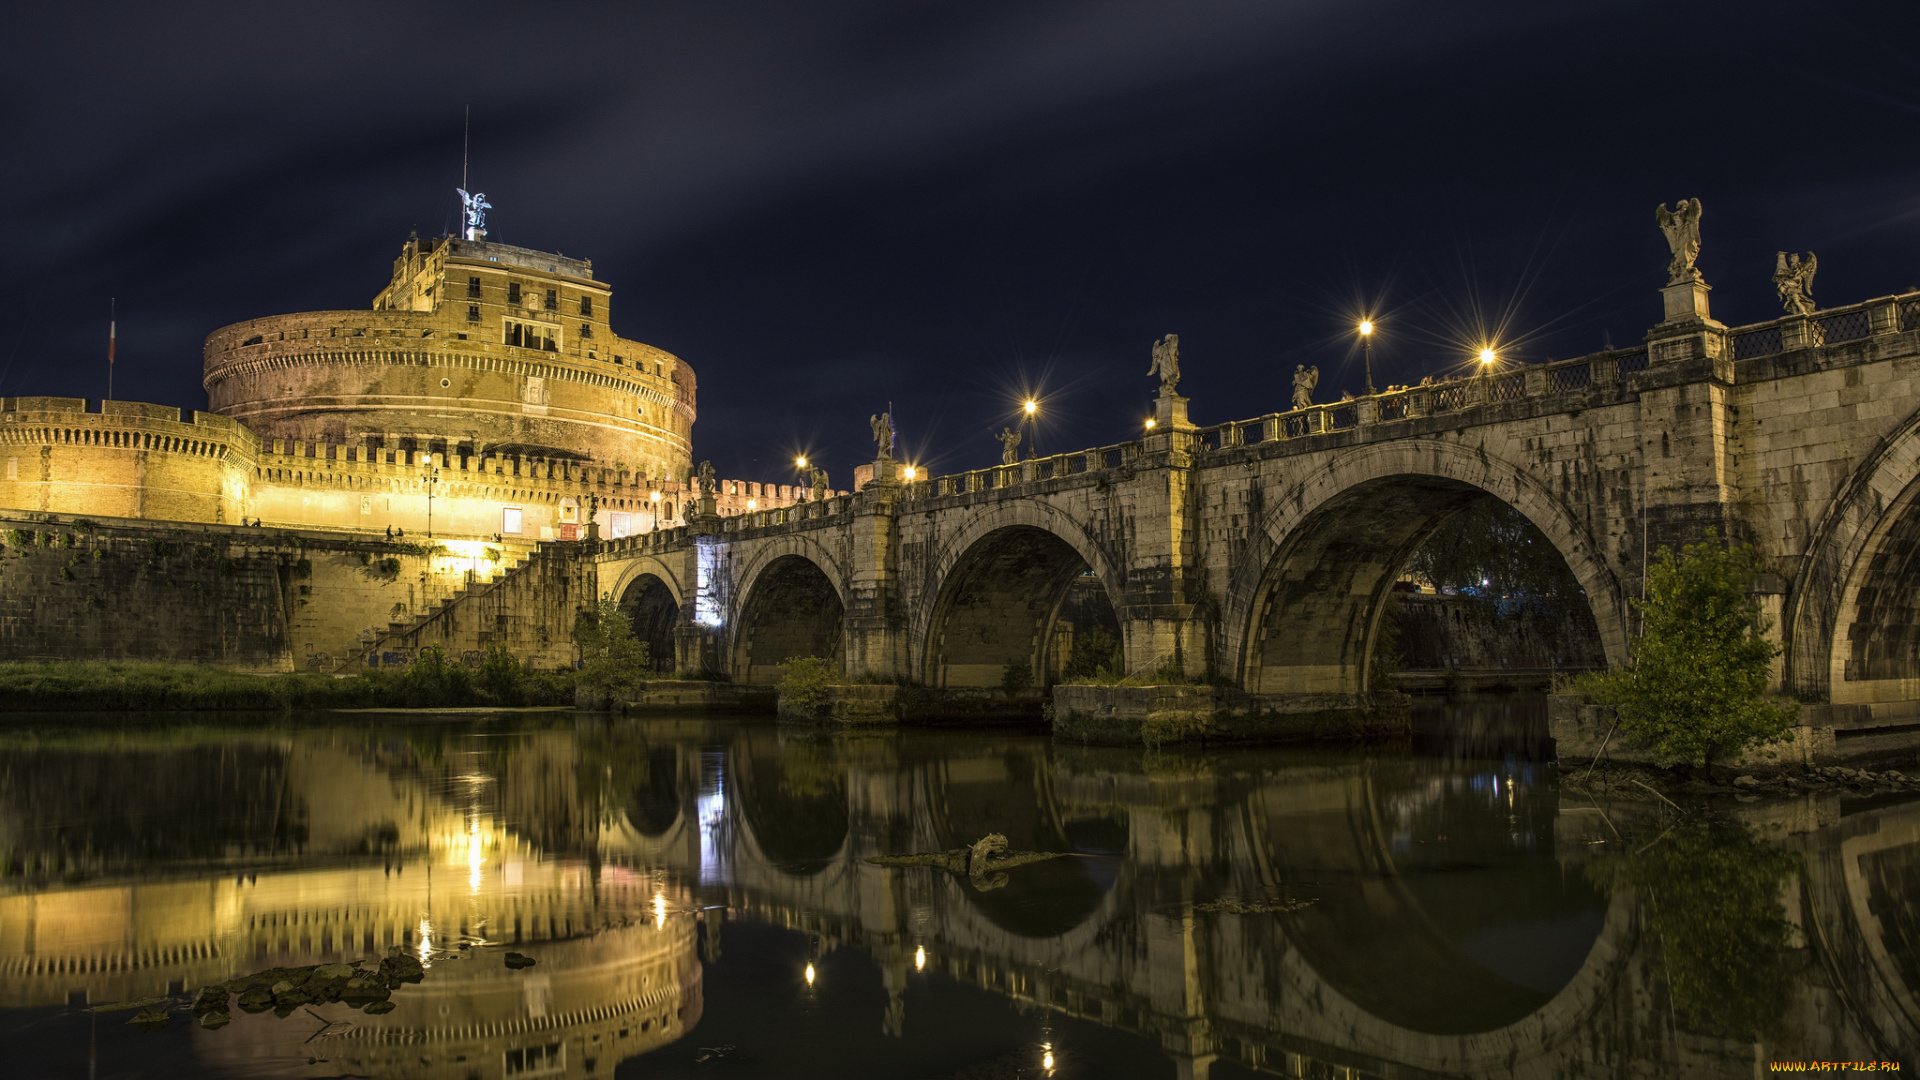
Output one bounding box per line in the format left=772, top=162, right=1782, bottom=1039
left=844, top=467, right=907, bottom=680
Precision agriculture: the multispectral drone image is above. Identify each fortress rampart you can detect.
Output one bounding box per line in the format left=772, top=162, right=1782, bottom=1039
left=0, top=397, right=254, bottom=524
left=2, top=396, right=822, bottom=544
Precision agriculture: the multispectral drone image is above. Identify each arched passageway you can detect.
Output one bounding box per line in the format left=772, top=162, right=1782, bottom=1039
left=733, top=555, right=844, bottom=684
left=617, top=574, right=679, bottom=673
left=925, top=526, right=1122, bottom=688
left=1243, top=477, right=1604, bottom=695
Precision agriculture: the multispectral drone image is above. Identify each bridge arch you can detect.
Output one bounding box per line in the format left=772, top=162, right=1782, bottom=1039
left=916, top=500, right=1125, bottom=688
left=729, top=534, right=850, bottom=683
left=1787, top=405, right=1920, bottom=704
left=1228, top=439, right=1628, bottom=694
left=608, top=556, right=685, bottom=673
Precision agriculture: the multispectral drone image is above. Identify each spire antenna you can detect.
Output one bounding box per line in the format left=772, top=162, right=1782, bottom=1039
left=461, top=105, right=469, bottom=194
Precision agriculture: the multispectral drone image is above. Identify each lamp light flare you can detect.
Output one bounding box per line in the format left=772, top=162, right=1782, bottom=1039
left=1024, top=400, right=1037, bottom=415
left=746, top=499, right=757, bottom=510
left=914, top=945, right=926, bottom=971
left=804, top=962, right=816, bottom=987
left=1359, top=319, right=1373, bottom=337
left=650, top=491, right=661, bottom=502
left=902, top=466, right=916, bottom=480
left=1042, top=1044, right=1055, bottom=1072
left=795, top=456, right=807, bottom=469
left=1479, top=348, right=1496, bottom=365
left=1145, top=418, right=1156, bottom=430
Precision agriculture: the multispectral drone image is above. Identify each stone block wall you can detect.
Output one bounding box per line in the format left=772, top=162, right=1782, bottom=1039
left=352, top=542, right=596, bottom=671
left=0, top=514, right=292, bottom=671
left=1390, top=593, right=1606, bottom=671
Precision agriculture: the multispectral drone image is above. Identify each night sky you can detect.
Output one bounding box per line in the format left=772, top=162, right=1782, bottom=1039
left=4, top=2, right=1917, bottom=485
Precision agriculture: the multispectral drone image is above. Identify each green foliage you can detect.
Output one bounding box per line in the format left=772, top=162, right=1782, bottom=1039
left=356, top=550, right=373, bottom=566
left=1579, top=530, right=1797, bottom=771
left=291, top=558, right=313, bottom=580
left=1061, top=625, right=1123, bottom=681
left=0, top=659, right=575, bottom=711
left=1410, top=500, right=1581, bottom=597
left=478, top=642, right=525, bottom=701
left=1000, top=658, right=1034, bottom=696
left=1371, top=590, right=1403, bottom=693
left=777, top=656, right=835, bottom=719
left=5, top=529, right=30, bottom=548
left=1586, top=820, right=1800, bottom=1040
left=58, top=532, right=75, bottom=549
left=372, top=557, right=403, bottom=580
left=572, top=598, right=651, bottom=701
left=71, top=518, right=97, bottom=534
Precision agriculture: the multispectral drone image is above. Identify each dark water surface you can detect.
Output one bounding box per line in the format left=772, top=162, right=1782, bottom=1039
left=0, top=696, right=1912, bottom=1078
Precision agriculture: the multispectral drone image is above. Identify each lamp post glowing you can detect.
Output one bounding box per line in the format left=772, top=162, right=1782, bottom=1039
left=1023, top=399, right=1039, bottom=459
left=1479, top=347, right=1496, bottom=366
left=1359, top=319, right=1375, bottom=396
left=901, top=465, right=916, bottom=481
left=650, top=489, right=661, bottom=531
left=804, top=962, right=816, bottom=988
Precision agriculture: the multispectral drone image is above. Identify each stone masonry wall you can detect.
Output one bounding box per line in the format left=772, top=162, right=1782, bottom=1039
left=0, top=514, right=293, bottom=671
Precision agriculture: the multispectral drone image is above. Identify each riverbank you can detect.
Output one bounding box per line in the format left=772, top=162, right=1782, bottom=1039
left=0, top=660, right=575, bottom=712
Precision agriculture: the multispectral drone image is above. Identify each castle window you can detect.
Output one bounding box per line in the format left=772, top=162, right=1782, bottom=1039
left=467, top=305, right=479, bottom=322
left=507, top=283, right=522, bottom=306
left=579, top=296, right=593, bottom=317
left=544, top=289, right=557, bottom=311
left=467, top=277, right=481, bottom=298
left=507, top=323, right=522, bottom=348
left=580, top=324, right=593, bottom=340
left=613, top=356, right=624, bottom=366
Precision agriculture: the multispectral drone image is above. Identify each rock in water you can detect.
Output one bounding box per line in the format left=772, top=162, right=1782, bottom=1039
left=504, top=952, right=538, bottom=970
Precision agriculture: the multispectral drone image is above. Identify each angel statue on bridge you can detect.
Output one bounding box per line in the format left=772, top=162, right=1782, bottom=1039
left=1291, top=365, right=1319, bottom=411
left=697, top=460, right=715, bottom=497
left=1774, top=250, right=1817, bottom=316
left=809, top=466, right=829, bottom=502
left=870, top=412, right=895, bottom=460
left=1655, top=198, right=1703, bottom=285
left=1147, top=334, right=1181, bottom=395
left=997, top=427, right=1022, bottom=466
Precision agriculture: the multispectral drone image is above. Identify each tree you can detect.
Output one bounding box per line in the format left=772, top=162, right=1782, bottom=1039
left=1410, top=500, right=1582, bottom=598
left=573, top=598, right=650, bottom=701
left=1585, top=820, right=1800, bottom=1040
left=1580, top=530, right=1796, bottom=774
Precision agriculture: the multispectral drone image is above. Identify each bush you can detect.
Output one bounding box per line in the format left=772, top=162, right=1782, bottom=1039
left=1577, top=530, right=1797, bottom=774
left=777, top=656, right=834, bottom=719
left=1061, top=626, right=1123, bottom=681
left=572, top=598, right=650, bottom=701
left=1000, top=659, right=1034, bottom=696
left=478, top=642, right=525, bottom=702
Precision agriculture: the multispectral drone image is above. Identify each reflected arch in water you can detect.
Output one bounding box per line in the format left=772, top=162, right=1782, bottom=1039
left=729, top=733, right=849, bottom=875
left=924, top=748, right=1128, bottom=938
left=730, top=547, right=846, bottom=684
left=622, top=746, right=685, bottom=837
left=1229, top=442, right=1627, bottom=695
left=918, top=514, right=1124, bottom=688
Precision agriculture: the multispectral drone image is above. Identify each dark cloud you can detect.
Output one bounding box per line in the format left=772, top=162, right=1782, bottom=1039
left=2, top=1, right=1916, bottom=481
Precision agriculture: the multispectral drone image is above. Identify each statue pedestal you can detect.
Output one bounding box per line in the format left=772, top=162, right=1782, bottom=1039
left=1660, top=279, right=1712, bottom=324
left=1153, top=392, right=1195, bottom=432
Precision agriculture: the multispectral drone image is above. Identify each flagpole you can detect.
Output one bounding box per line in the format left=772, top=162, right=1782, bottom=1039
left=107, top=298, right=115, bottom=402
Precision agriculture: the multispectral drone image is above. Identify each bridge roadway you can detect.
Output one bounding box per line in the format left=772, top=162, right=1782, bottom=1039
left=588, top=283, right=1920, bottom=730
left=2, top=722, right=1912, bottom=1076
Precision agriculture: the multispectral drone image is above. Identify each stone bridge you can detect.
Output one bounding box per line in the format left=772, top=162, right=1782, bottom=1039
left=594, top=281, right=1920, bottom=727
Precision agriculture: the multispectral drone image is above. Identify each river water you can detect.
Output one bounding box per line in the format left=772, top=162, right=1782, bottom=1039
left=0, top=695, right=1912, bottom=1078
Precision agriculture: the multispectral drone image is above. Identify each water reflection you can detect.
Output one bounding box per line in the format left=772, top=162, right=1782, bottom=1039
left=0, top=706, right=1912, bottom=1077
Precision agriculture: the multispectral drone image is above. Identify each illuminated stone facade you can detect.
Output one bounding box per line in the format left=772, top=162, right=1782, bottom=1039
left=1, top=236, right=831, bottom=545
left=207, top=235, right=693, bottom=475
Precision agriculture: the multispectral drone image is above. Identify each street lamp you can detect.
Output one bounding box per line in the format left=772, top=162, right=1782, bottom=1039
left=1358, top=319, right=1376, bottom=396
left=901, top=465, right=916, bottom=480
left=650, top=489, right=662, bottom=530
left=1023, top=399, right=1039, bottom=459
left=425, top=459, right=441, bottom=538
left=1479, top=347, right=1497, bottom=366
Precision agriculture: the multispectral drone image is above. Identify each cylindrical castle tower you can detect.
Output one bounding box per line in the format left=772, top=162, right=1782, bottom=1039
left=203, top=235, right=695, bottom=479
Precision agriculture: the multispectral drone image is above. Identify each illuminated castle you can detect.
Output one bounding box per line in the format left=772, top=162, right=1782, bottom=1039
left=1, top=219, right=820, bottom=542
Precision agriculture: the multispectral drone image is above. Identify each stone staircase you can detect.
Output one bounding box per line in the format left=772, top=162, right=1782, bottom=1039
left=336, top=550, right=539, bottom=673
